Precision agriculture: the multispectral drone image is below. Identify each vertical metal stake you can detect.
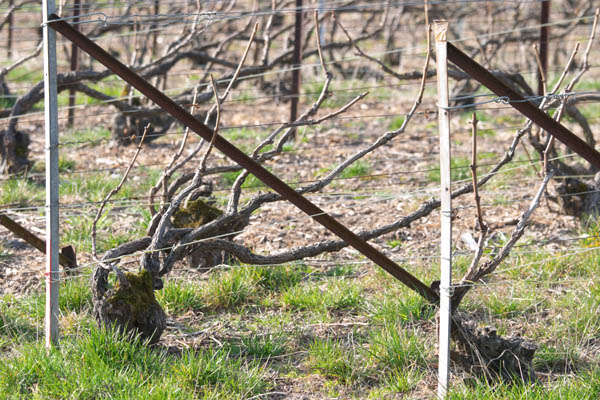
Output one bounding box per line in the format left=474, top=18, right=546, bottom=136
left=43, top=0, right=60, bottom=348
left=67, top=0, right=81, bottom=127
left=289, top=0, right=303, bottom=140
left=434, top=20, right=452, bottom=399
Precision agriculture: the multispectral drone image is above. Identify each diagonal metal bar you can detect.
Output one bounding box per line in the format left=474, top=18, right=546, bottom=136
left=447, top=42, right=600, bottom=170
left=47, top=14, right=439, bottom=304
left=0, top=213, right=76, bottom=269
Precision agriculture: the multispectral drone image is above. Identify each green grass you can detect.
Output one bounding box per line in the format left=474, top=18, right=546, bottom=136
left=368, top=291, right=435, bottom=325
left=448, top=369, right=600, bottom=399
left=388, top=116, right=406, bottom=131
left=203, top=267, right=260, bottom=310
left=0, top=326, right=271, bottom=399
left=306, top=338, right=362, bottom=384
left=281, top=278, right=363, bottom=312
left=339, top=160, right=372, bottom=180
left=1, top=241, right=599, bottom=398
left=172, top=263, right=314, bottom=312
left=59, top=275, right=93, bottom=313
left=0, top=176, right=43, bottom=207
left=156, top=279, right=205, bottom=315
left=428, top=156, right=472, bottom=183
left=60, top=174, right=130, bottom=202
left=5, top=65, right=44, bottom=83
left=229, top=333, right=288, bottom=358
left=221, top=170, right=263, bottom=188
left=0, top=293, right=43, bottom=350
left=0, top=94, right=16, bottom=109
left=367, top=324, right=428, bottom=373
left=30, top=156, right=77, bottom=174
left=60, top=127, right=111, bottom=145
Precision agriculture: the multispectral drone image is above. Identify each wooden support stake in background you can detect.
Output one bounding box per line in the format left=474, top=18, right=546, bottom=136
left=538, top=0, right=550, bottom=96
left=152, top=0, right=160, bottom=57
left=43, top=0, right=60, bottom=348
left=289, top=0, right=303, bottom=141
left=434, top=19, right=452, bottom=399
left=7, top=0, right=13, bottom=58
left=67, top=0, right=81, bottom=127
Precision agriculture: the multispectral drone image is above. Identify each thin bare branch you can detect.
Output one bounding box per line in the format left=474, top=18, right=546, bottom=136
left=0, top=41, right=42, bottom=81
left=314, top=10, right=327, bottom=74
left=453, top=170, right=555, bottom=308
left=470, top=113, right=486, bottom=233
left=92, top=125, right=149, bottom=259
left=205, top=22, right=259, bottom=123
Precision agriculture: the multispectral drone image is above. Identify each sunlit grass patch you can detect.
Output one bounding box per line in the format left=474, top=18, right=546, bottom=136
left=0, top=177, right=43, bottom=207
left=368, top=291, right=435, bottom=326
left=0, top=294, right=43, bottom=350
left=59, top=274, right=93, bottom=313
left=173, top=347, right=271, bottom=398
left=0, top=326, right=272, bottom=399
left=366, top=324, right=429, bottom=373
left=306, top=338, right=364, bottom=384
left=448, top=368, right=600, bottom=399
left=229, top=332, right=289, bottom=358
left=157, top=279, right=205, bottom=315
left=281, top=278, right=363, bottom=312
left=203, top=267, right=260, bottom=310
left=60, top=126, right=111, bottom=146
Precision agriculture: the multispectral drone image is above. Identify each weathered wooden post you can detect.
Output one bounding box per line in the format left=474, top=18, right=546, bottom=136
left=538, top=0, right=550, bottom=96
left=289, top=0, right=303, bottom=141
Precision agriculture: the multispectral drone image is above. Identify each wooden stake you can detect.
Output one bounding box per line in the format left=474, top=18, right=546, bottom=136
left=7, top=0, right=13, bottom=58
left=289, top=0, right=303, bottom=141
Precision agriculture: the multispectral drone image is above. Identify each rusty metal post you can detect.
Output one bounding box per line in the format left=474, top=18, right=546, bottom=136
left=0, top=213, right=77, bottom=269
left=446, top=42, right=600, bottom=170
left=289, top=0, right=303, bottom=141
left=48, top=13, right=439, bottom=304
left=538, top=0, right=550, bottom=96
left=67, top=0, right=81, bottom=127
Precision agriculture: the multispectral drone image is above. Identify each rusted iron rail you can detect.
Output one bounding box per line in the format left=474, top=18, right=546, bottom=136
left=447, top=42, right=600, bottom=170
left=0, top=213, right=76, bottom=269
left=48, top=14, right=439, bottom=303
left=67, top=0, right=81, bottom=127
